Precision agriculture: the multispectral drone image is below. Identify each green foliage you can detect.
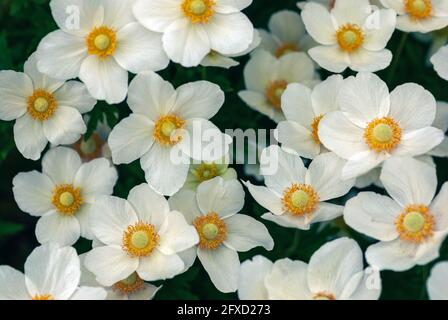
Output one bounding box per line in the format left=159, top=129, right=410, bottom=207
left=0, top=0, right=447, bottom=300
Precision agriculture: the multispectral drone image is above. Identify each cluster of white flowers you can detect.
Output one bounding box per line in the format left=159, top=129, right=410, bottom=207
left=1, top=0, right=448, bottom=300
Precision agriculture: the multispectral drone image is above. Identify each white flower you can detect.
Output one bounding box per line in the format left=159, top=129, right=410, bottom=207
left=0, top=243, right=106, bottom=300
left=183, top=158, right=238, bottom=191
left=238, top=50, right=319, bottom=123
left=84, top=183, right=199, bottom=286
left=344, top=157, right=448, bottom=271
left=244, top=145, right=354, bottom=230
left=301, top=0, right=396, bottom=72
left=257, top=10, right=316, bottom=58
left=238, top=238, right=381, bottom=300
left=276, top=75, right=344, bottom=159
left=36, top=0, right=169, bottom=104
left=108, top=71, right=229, bottom=196
left=297, top=0, right=384, bottom=10
left=133, top=0, right=254, bottom=67
left=200, top=30, right=261, bottom=69
left=72, top=117, right=112, bottom=162
left=168, top=177, right=274, bottom=293
left=0, top=53, right=96, bottom=160
left=319, top=72, right=444, bottom=180
left=427, top=261, right=448, bottom=300
left=12, top=147, right=117, bottom=246
left=79, top=254, right=160, bottom=300
left=431, top=45, right=448, bottom=80
left=380, top=0, right=448, bottom=33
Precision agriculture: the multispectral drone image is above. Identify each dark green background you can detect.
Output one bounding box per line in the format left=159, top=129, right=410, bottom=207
left=0, top=0, right=447, bottom=300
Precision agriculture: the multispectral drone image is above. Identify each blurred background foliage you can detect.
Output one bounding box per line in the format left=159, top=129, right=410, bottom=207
left=0, top=0, right=447, bottom=300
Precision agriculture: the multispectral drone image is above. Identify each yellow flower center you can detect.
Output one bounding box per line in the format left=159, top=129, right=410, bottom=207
left=153, top=115, right=186, bottom=146
left=313, top=292, right=336, bottom=300
left=112, top=272, right=145, bottom=295
left=364, top=117, right=402, bottom=153
left=282, top=184, right=319, bottom=216
left=27, top=90, right=57, bottom=121
left=311, top=114, right=324, bottom=145
left=266, top=80, right=288, bottom=110
left=182, top=0, right=215, bottom=24
left=86, top=26, right=117, bottom=58
left=122, top=222, right=159, bottom=257
left=32, top=294, right=53, bottom=300
left=405, top=0, right=432, bottom=20
left=396, top=205, right=434, bottom=243
left=336, top=24, right=364, bottom=52
left=193, top=212, right=227, bottom=250
left=275, top=43, right=300, bottom=58
left=192, top=163, right=218, bottom=182
left=51, top=185, right=83, bottom=216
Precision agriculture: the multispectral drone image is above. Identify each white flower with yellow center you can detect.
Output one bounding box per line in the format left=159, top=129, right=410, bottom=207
left=79, top=254, right=160, bottom=300
left=133, top=0, right=254, bottom=67
left=0, top=243, right=106, bottom=300
left=108, top=71, right=229, bottom=196
left=257, top=10, right=316, bottom=59
left=276, top=75, right=344, bottom=159
left=427, top=262, right=448, bottom=300
left=380, top=0, right=448, bottom=32
left=0, top=53, right=96, bottom=160
left=12, top=147, right=117, bottom=246
left=200, top=30, right=261, bottom=69
left=184, top=158, right=238, bottom=191
left=84, top=183, right=199, bottom=286
left=36, top=0, right=169, bottom=104
left=168, top=177, right=274, bottom=293
left=244, top=146, right=355, bottom=230
left=344, top=157, right=448, bottom=271
left=301, top=0, right=396, bottom=73
left=238, top=238, right=381, bottom=300
left=238, top=50, right=319, bottom=123
left=431, top=45, right=448, bottom=80
left=319, top=72, right=444, bottom=180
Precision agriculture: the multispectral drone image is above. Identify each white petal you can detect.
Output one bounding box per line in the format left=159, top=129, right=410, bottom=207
left=429, top=182, right=448, bottom=232
left=108, top=114, right=155, bottom=164
left=332, top=0, right=371, bottom=25
left=173, top=81, right=225, bottom=120
left=309, top=202, right=344, bottom=224
left=344, top=192, right=400, bottom=241
left=427, top=262, right=448, bottom=300
left=238, top=255, right=272, bottom=300
left=261, top=212, right=310, bottom=230
left=277, top=52, right=315, bottom=84
left=168, top=189, right=201, bottom=224
left=137, top=250, right=185, bottom=281
left=340, top=268, right=382, bottom=300
left=242, top=181, right=284, bottom=216
left=363, top=9, right=396, bottom=51
left=70, top=287, right=107, bottom=300
left=12, top=171, right=53, bottom=217
left=301, top=3, right=336, bottom=45
left=79, top=56, right=128, bottom=104
left=74, top=158, right=118, bottom=200
left=308, top=46, right=349, bottom=73
left=311, top=74, right=344, bottom=115
left=0, top=70, right=31, bottom=121
left=197, top=246, right=240, bottom=293
left=433, top=101, right=448, bottom=131
left=115, top=22, right=169, bottom=73
left=365, top=239, right=418, bottom=271
left=277, top=121, right=320, bottom=159
left=349, top=48, right=392, bottom=72
left=380, top=157, right=437, bottom=207
left=84, top=246, right=138, bottom=287
left=197, top=177, right=245, bottom=218
left=53, top=81, right=97, bottom=114
left=35, top=211, right=81, bottom=246
left=42, top=147, right=82, bottom=185
left=25, top=244, right=79, bottom=300
left=0, top=266, right=30, bottom=300
left=133, top=0, right=183, bottom=33
left=431, top=46, right=448, bottom=81
left=128, top=284, right=161, bottom=300
left=389, top=83, right=437, bottom=130
left=243, top=50, right=276, bottom=92
left=308, top=238, right=363, bottom=298
left=24, top=53, right=64, bottom=93
left=13, top=114, right=47, bottom=161
left=341, top=151, right=387, bottom=180
left=238, top=90, right=284, bottom=123
left=224, top=214, right=274, bottom=252
left=158, top=210, right=199, bottom=254
left=269, top=10, right=305, bottom=44
left=281, top=83, right=314, bottom=126
left=393, top=127, right=444, bottom=157
left=43, top=106, right=86, bottom=145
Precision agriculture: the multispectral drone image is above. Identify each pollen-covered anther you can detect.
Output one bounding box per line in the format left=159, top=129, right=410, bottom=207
left=32, top=294, right=53, bottom=300
left=282, top=184, right=319, bottom=216
left=182, top=0, right=216, bottom=24
left=112, top=272, right=145, bottom=295
left=27, top=90, right=57, bottom=121
left=192, top=163, right=218, bottom=182
left=336, top=24, right=364, bottom=52
left=311, top=114, right=324, bottom=145
left=275, top=43, right=300, bottom=58
left=396, top=205, right=434, bottom=243
left=153, top=114, right=186, bottom=146
left=405, top=0, right=432, bottom=20
left=52, top=184, right=83, bottom=216
left=364, top=117, right=402, bottom=153
left=266, top=80, right=288, bottom=109
left=123, top=222, right=160, bottom=257
left=86, top=26, right=117, bottom=58
left=193, top=212, right=227, bottom=250
left=313, top=292, right=336, bottom=300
